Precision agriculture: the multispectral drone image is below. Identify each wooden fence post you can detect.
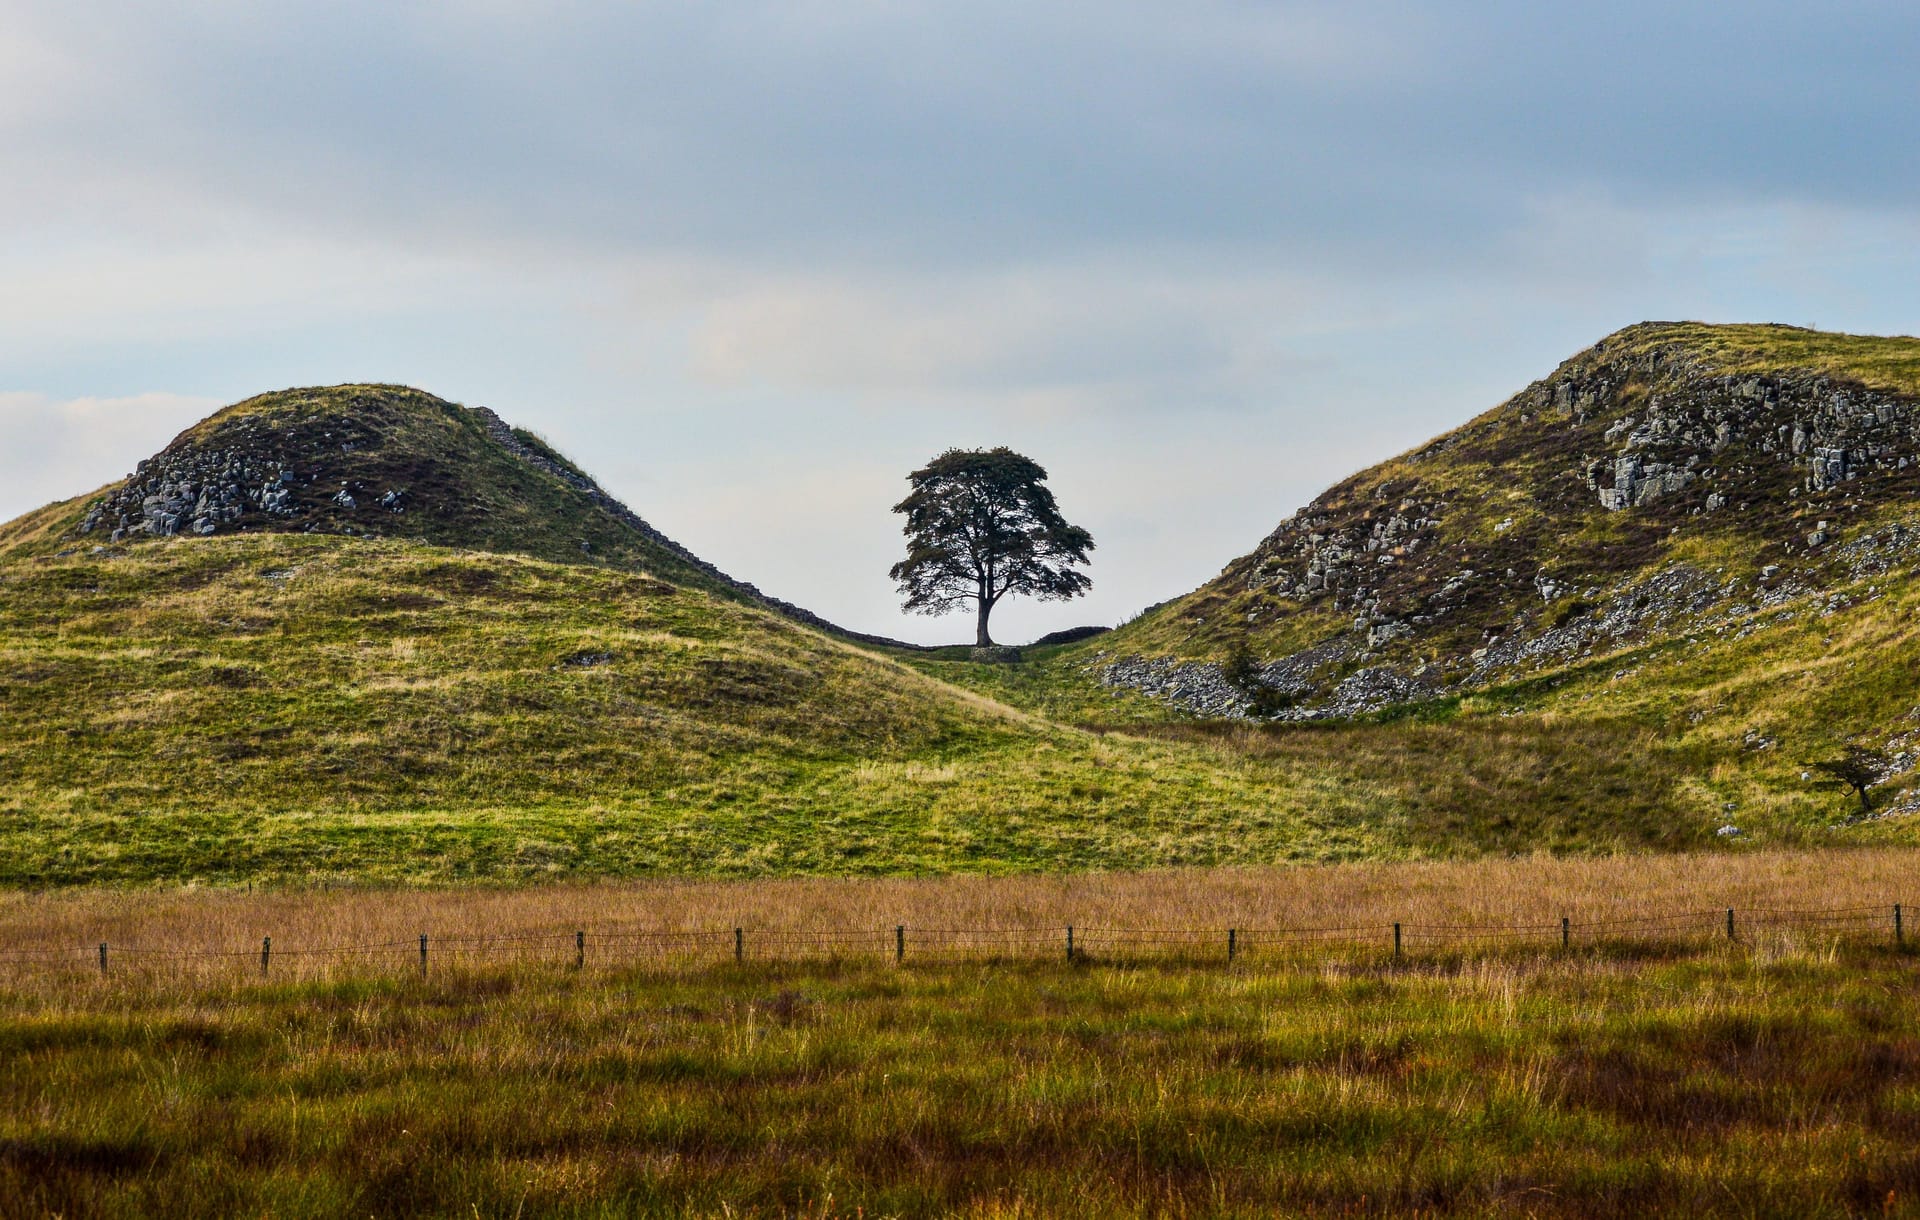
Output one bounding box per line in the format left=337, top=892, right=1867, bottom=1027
left=1228, top=928, right=1237, bottom=963
left=734, top=927, right=743, bottom=963
left=1725, top=908, right=1735, bottom=941
left=261, top=936, right=270, bottom=976
left=575, top=930, right=585, bottom=970
left=98, top=942, right=106, bottom=975
left=1066, top=925, right=1074, bottom=962
left=895, top=925, right=905, bottom=964
left=419, top=933, right=428, bottom=971
left=1562, top=917, right=1570, bottom=950
left=1897, top=904, right=1904, bottom=946
left=1393, top=923, right=1401, bottom=958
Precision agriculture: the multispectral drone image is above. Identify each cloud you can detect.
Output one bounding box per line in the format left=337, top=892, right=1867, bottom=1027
left=685, top=260, right=1287, bottom=403
left=13, top=0, right=1913, bottom=267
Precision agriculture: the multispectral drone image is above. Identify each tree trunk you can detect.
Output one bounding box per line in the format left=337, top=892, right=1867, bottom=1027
left=975, top=598, right=994, bottom=647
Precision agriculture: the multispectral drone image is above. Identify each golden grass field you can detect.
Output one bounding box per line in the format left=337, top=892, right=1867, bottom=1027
left=7, top=847, right=1919, bottom=976
left=15, top=845, right=1920, bottom=949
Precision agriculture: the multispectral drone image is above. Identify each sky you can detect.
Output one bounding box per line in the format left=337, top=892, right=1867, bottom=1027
left=4, top=1, right=1918, bottom=644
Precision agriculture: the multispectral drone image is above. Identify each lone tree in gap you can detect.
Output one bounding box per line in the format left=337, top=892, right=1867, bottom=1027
left=890, top=447, right=1093, bottom=647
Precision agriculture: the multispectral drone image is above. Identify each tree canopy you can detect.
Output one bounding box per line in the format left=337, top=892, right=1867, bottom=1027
left=890, top=448, right=1093, bottom=647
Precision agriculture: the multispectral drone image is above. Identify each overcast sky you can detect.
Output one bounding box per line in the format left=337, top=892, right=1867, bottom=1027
left=4, top=2, right=1918, bottom=643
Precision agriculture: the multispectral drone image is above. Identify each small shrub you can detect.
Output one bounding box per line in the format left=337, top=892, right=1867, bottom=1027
left=1222, top=644, right=1296, bottom=716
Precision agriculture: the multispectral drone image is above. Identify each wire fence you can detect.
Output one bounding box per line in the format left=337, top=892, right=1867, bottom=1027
left=3, top=901, right=1914, bottom=981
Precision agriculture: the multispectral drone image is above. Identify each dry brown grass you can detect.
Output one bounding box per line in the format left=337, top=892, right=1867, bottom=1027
left=4, top=848, right=1915, bottom=982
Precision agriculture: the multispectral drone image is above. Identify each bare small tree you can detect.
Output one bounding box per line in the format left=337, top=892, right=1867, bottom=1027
left=1804, top=744, right=1890, bottom=814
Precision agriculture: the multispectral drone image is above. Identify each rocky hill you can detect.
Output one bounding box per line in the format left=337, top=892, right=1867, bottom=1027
left=1090, top=323, right=1920, bottom=719
left=0, top=384, right=916, bottom=648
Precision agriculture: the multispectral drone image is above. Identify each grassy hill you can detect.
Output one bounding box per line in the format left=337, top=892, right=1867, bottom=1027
left=2, top=385, right=726, bottom=588
left=0, top=383, right=922, bottom=649
left=5, top=530, right=1796, bottom=884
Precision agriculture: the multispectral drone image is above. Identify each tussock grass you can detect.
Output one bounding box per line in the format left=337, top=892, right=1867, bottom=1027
left=1606, top=321, right=1920, bottom=395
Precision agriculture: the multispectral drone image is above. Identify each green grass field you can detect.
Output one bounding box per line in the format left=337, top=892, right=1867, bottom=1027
left=0, top=536, right=1398, bottom=882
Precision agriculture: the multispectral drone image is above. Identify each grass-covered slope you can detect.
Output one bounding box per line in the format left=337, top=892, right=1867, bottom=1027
left=885, top=323, right=1920, bottom=844
left=1, top=534, right=1783, bottom=884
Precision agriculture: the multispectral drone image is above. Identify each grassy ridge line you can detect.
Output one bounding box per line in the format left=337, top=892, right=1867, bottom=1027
left=1601, top=321, right=1920, bottom=394
left=5, top=945, right=1920, bottom=1215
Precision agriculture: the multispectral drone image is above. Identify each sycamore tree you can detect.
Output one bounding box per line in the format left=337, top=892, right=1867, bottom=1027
left=890, top=447, right=1093, bottom=647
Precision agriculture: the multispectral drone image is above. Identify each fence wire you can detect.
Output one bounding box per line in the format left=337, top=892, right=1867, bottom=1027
left=4, top=901, right=1911, bottom=979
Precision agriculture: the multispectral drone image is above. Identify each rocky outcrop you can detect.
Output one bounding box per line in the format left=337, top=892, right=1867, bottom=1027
left=83, top=437, right=312, bottom=543
left=78, top=390, right=417, bottom=544
left=1580, top=370, right=1917, bottom=511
